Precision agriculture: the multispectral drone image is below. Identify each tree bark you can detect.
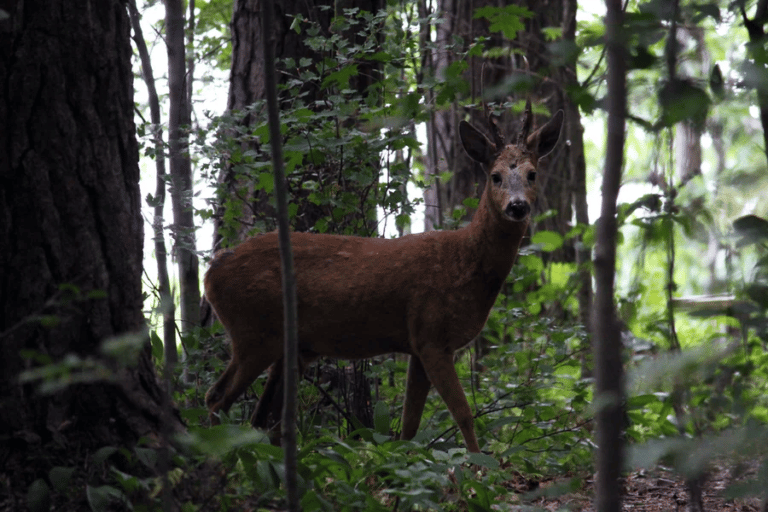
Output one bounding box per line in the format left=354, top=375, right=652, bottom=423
left=425, top=0, right=585, bottom=264
left=592, top=0, right=626, bottom=510
left=166, top=0, right=201, bottom=336
left=423, top=0, right=476, bottom=231
left=741, top=0, right=768, bottom=170
left=425, top=0, right=592, bottom=358
left=212, top=0, right=383, bottom=250
left=260, top=2, right=300, bottom=506
left=129, top=0, right=178, bottom=370
left=0, top=0, right=181, bottom=504
left=562, top=0, right=594, bottom=375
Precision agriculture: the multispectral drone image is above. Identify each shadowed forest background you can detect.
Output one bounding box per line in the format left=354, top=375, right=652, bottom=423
left=2, top=0, right=768, bottom=510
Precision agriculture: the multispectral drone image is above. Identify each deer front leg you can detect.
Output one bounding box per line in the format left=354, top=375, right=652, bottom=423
left=418, top=345, right=481, bottom=453
left=400, top=355, right=431, bottom=441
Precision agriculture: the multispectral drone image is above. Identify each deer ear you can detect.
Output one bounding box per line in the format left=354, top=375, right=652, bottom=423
left=527, top=109, right=564, bottom=158
left=459, top=121, right=496, bottom=165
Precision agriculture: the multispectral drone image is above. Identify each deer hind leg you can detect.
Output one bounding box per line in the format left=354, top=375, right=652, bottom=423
left=417, top=345, right=480, bottom=453
left=250, top=359, right=285, bottom=446
left=251, top=359, right=284, bottom=429
left=251, top=353, right=314, bottom=444
left=400, top=355, right=431, bottom=441
left=206, top=333, right=282, bottom=425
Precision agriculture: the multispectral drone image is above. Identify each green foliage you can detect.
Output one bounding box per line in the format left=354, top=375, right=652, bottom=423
left=475, top=263, right=592, bottom=474
left=19, top=352, right=115, bottom=395
left=155, top=236, right=594, bottom=510
left=26, top=478, right=51, bottom=512
left=197, top=7, right=425, bottom=244
left=572, top=3, right=768, bottom=499
left=473, top=5, right=532, bottom=41
left=130, top=0, right=768, bottom=508
left=195, top=0, right=233, bottom=71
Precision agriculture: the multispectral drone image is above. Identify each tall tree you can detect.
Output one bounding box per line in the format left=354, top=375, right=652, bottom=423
left=0, top=0, right=181, bottom=505
left=166, top=0, right=201, bottom=336
left=593, top=0, right=626, bottom=509
left=211, top=0, right=383, bottom=249
left=424, top=0, right=588, bottom=265
left=129, top=0, right=177, bottom=371
left=741, top=0, right=768, bottom=169
left=259, top=1, right=300, bottom=505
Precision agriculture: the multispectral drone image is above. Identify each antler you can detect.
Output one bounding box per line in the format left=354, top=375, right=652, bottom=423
left=487, top=112, right=505, bottom=149
left=482, top=99, right=505, bottom=150
left=516, top=99, right=533, bottom=148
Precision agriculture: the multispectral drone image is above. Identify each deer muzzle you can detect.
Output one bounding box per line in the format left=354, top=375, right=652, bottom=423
left=505, top=199, right=531, bottom=221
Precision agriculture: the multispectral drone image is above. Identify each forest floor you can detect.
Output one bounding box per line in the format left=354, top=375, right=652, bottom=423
left=526, top=462, right=765, bottom=511
left=3, top=443, right=765, bottom=511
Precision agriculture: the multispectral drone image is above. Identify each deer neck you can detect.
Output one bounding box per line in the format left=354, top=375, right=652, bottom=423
left=465, top=191, right=528, bottom=281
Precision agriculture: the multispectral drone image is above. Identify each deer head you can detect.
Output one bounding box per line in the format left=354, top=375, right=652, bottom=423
left=459, top=102, right=564, bottom=224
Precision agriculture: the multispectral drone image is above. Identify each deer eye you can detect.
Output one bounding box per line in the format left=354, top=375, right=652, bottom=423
left=491, top=173, right=502, bottom=184
left=527, top=171, right=536, bottom=182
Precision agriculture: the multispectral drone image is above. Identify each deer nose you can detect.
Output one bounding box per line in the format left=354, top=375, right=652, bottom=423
left=505, top=200, right=530, bottom=220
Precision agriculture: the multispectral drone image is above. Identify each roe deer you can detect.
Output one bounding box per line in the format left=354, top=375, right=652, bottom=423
left=204, top=103, right=564, bottom=453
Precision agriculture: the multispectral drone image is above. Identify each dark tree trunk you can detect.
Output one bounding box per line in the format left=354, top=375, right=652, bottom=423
left=519, top=0, right=578, bottom=263
left=592, top=0, right=627, bottom=510
left=0, top=0, right=181, bottom=506
left=259, top=1, right=300, bottom=504
left=422, top=0, right=479, bottom=231
left=212, top=0, right=383, bottom=249
left=425, top=0, right=585, bottom=265
left=741, top=0, right=768, bottom=170
left=166, top=0, right=201, bottom=336
left=425, top=0, right=592, bottom=352
left=129, top=0, right=178, bottom=370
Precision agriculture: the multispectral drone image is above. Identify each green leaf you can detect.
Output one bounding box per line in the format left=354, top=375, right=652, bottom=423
left=92, top=446, right=118, bottom=466
left=542, top=26, right=562, bottom=41
left=257, top=172, right=274, bottom=194
left=627, top=394, right=661, bottom=409
left=349, top=427, right=374, bottom=442
left=134, top=447, right=158, bottom=469
left=289, top=16, right=302, bottom=34
left=693, top=3, right=720, bottom=23
left=531, top=230, right=564, bottom=252
left=658, top=79, right=710, bottom=129
left=373, top=401, right=390, bottom=436
left=179, top=425, right=271, bottom=457
left=150, top=331, right=163, bottom=361
left=372, top=432, right=391, bottom=445
left=49, top=466, right=75, bottom=492
left=473, top=5, right=532, bottom=40
left=467, top=452, right=500, bottom=469
left=710, top=64, right=725, bottom=99
left=86, top=485, right=125, bottom=512
left=27, top=479, right=50, bottom=512
left=366, top=51, right=393, bottom=63
left=100, top=331, right=147, bottom=366
left=435, top=61, right=469, bottom=104
left=321, top=64, right=359, bottom=90
left=518, top=254, right=544, bottom=273
left=734, top=214, right=768, bottom=247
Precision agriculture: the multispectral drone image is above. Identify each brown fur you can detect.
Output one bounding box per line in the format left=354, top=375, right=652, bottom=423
left=205, top=108, right=564, bottom=453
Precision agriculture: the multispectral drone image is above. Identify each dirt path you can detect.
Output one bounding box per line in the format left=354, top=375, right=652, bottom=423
left=528, top=464, right=764, bottom=511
